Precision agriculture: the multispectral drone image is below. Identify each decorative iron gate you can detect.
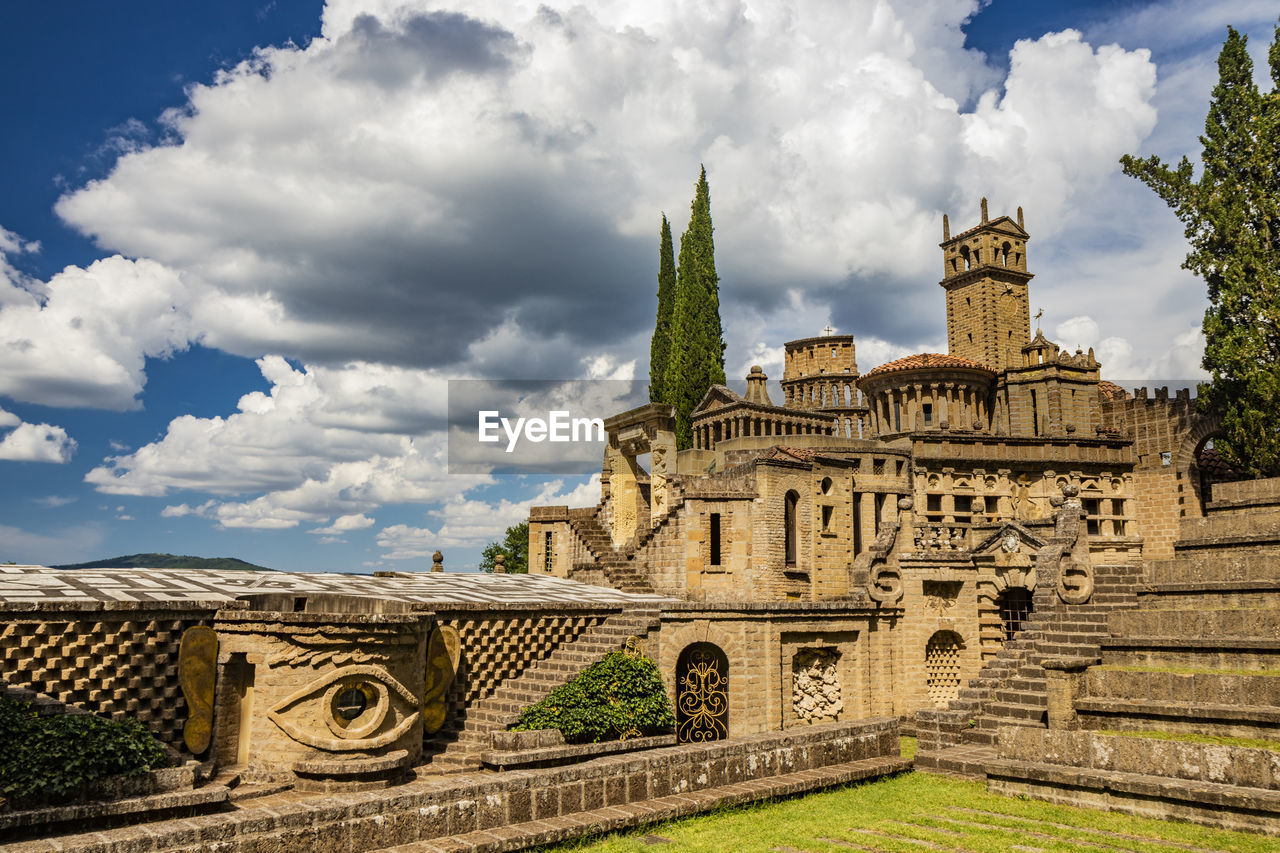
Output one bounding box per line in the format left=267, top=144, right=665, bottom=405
left=675, top=642, right=729, bottom=743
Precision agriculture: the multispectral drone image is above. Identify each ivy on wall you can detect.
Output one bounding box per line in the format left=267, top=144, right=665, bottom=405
left=0, top=698, right=169, bottom=804
left=510, top=651, right=675, bottom=744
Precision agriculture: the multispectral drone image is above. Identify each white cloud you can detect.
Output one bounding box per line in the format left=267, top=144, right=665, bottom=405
left=377, top=473, right=598, bottom=559
left=31, top=495, right=76, bottom=509
left=0, top=522, right=106, bottom=566
left=310, top=513, right=376, bottom=534
left=89, top=356, right=486, bottom=529
left=0, top=407, right=77, bottom=463
left=0, top=244, right=197, bottom=410
left=51, top=1, right=1161, bottom=378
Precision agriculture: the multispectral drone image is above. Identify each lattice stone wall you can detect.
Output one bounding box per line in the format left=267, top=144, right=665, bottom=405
left=0, top=605, right=216, bottom=754
left=924, top=630, right=963, bottom=708
left=432, top=608, right=606, bottom=739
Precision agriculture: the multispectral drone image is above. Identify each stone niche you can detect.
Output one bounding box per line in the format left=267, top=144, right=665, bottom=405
left=212, top=593, right=430, bottom=792
left=781, top=630, right=858, bottom=728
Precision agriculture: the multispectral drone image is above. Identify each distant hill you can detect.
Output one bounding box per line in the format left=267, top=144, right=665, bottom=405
left=52, top=553, right=272, bottom=572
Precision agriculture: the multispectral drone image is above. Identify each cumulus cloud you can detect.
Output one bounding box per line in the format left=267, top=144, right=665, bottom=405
left=52, top=1, right=1161, bottom=379
left=0, top=237, right=196, bottom=409
left=92, top=356, right=485, bottom=529
left=310, top=513, right=376, bottom=535
left=0, top=407, right=77, bottom=463
left=376, top=473, right=599, bottom=558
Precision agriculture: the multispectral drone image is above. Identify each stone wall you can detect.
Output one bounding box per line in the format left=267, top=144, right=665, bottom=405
left=654, top=602, right=901, bottom=736
left=0, top=600, right=219, bottom=756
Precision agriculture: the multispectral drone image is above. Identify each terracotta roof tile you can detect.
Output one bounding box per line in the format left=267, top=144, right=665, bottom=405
left=860, top=352, right=994, bottom=380
left=1097, top=380, right=1129, bottom=401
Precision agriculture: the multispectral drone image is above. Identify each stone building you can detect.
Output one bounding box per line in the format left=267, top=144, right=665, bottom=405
left=529, top=200, right=1219, bottom=726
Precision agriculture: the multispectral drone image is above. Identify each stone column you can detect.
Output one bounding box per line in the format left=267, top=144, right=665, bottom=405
left=1042, top=657, right=1096, bottom=730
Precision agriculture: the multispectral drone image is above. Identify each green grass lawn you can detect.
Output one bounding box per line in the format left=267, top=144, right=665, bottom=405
left=539, top=739, right=1272, bottom=853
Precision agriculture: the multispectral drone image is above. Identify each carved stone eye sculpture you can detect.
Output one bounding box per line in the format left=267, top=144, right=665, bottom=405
left=269, top=664, right=420, bottom=751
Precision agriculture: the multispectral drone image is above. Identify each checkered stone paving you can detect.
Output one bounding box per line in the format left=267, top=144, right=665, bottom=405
left=0, top=565, right=671, bottom=606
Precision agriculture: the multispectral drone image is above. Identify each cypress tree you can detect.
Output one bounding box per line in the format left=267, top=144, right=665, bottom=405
left=664, top=166, right=727, bottom=448
left=649, top=214, right=676, bottom=403
left=1121, top=24, right=1280, bottom=476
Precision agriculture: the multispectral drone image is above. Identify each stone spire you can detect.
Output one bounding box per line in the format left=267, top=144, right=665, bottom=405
left=744, top=365, right=772, bottom=405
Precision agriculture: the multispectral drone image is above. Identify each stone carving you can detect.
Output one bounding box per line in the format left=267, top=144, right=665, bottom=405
left=268, top=663, right=420, bottom=752
left=177, top=625, right=218, bottom=755
left=422, top=624, right=461, bottom=734
left=792, top=649, right=842, bottom=722
left=923, top=580, right=962, bottom=615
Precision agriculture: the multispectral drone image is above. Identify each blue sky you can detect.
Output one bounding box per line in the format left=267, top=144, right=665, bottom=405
left=1, top=1, right=1275, bottom=571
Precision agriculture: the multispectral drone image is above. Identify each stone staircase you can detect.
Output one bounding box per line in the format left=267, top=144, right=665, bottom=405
left=916, top=562, right=1143, bottom=776
left=986, top=479, right=1280, bottom=835
left=566, top=509, right=657, bottom=595
left=422, top=605, right=662, bottom=772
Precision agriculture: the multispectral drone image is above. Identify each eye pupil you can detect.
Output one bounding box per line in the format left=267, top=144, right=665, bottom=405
left=334, top=686, right=368, bottom=721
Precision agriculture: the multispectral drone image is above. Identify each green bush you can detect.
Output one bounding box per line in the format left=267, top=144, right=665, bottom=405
left=511, top=651, right=675, bottom=744
left=0, top=697, right=169, bottom=804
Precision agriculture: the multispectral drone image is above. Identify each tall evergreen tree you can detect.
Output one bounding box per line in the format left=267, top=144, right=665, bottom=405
left=649, top=214, right=676, bottom=403
left=1121, top=23, right=1280, bottom=476
left=664, top=166, right=727, bottom=448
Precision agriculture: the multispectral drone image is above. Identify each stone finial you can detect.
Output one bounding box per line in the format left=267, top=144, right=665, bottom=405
left=980, top=197, right=989, bottom=223
left=432, top=550, right=444, bottom=572
left=942, top=214, right=950, bottom=241
left=744, top=365, right=772, bottom=406
left=494, top=553, right=506, bottom=574
left=897, top=496, right=914, bottom=511
left=1017, top=206, right=1024, bottom=229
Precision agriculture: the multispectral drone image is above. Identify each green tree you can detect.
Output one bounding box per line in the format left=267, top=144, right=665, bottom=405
left=664, top=166, right=727, bottom=448
left=480, top=521, right=529, bottom=573
left=649, top=214, right=677, bottom=403
left=1121, top=23, right=1280, bottom=476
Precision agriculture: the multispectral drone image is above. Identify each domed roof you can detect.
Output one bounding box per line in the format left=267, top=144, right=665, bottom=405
left=860, top=352, right=994, bottom=381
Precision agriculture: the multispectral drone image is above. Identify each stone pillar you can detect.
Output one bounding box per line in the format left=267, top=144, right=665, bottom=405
left=650, top=427, right=677, bottom=522
left=493, top=554, right=506, bottom=573
left=431, top=551, right=444, bottom=573
left=1042, top=657, right=1095, bottom=730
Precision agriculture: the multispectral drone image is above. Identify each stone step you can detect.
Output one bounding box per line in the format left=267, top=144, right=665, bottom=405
left=980, top=701, right=1048, bottom=724
left=1138, top=584, right=1280, bottom=609
left=1145, top=554, right=1280, bottom=585
left=994, top=689, right=1047, bottom=707
left=1177, top=510, right=1280, bottom=544
left=1074, top=697, right=1280, bottom=740
left=914, top=744, right=997, bottom=780
left=1085, top=666, right=1280, bottom=707
left=1100, top=636, right=1280, bottom=671
left=1109, top=607, right=1280, bottom=639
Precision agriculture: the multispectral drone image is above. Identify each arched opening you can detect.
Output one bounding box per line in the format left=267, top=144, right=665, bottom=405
left=784, top=490, right=800, bottom=567
left=925, top=630, right=963, bottom=708
left=960, top=245, right=971, bottom=270
left=997, top=587, right=1034, bottom=641
left=676, top=642, right=729, bottom=743
left=1001, top=241, right=1011, bottom=266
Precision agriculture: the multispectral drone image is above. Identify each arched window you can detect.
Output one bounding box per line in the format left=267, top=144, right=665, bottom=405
left=925, top=631, right=963, bottom=708
left=784, top=490, right=800, bottom=567
left=1001, top=241, right=1012, bottom=266
left=960, top=245, right=971, bottom=270
left=997, top=587, right=1034, bottom=641
left=676, top=642, right=728, bottom=743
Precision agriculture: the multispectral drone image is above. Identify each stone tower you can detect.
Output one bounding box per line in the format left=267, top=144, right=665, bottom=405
left=940, top=199, right=1033, bottom=369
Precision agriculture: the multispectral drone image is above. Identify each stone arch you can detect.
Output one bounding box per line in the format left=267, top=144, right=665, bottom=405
left=1177, top=413, right=1223, bottom=514
left=675, top=642, right=729, bottom=743
left=924, top=630, right=964, bottom=709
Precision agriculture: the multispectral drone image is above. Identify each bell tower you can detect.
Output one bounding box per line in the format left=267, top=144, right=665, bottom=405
left=939, top=199, right=1033, bottom=369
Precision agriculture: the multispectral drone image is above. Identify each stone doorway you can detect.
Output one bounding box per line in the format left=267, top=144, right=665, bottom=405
left=675, top=642, right=729, bottom=743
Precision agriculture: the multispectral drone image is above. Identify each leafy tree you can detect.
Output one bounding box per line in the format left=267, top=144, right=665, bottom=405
left=649, top=214, right=677, bottom=403
left=480, top=521, right=528, bottom=573
left=1121, top=23, right=1280, bottom=476
left=664, top=166, right=727, bottom=448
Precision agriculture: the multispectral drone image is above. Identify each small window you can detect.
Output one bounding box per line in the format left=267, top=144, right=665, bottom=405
left=1160, top=451, right=1172, bottom=466
left=544, top=531, right=554, bottom=571
left=821, top=504, right=833, bottom=532
left=784, top=490, right=800, bottom=567
left=922, top=403, right=933, bottom=425
left=998, top=588, right=1034, bottom=641
left=985, top=495, right=999, bottom=518
left=709, top=513, right=721, bottom=566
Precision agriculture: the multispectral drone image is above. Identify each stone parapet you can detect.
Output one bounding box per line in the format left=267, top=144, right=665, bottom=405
left=18, top=718, right=904, bottom=853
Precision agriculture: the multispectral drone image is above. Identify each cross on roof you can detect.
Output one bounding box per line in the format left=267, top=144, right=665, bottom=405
left=822, top=324, right=835, bottom=336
